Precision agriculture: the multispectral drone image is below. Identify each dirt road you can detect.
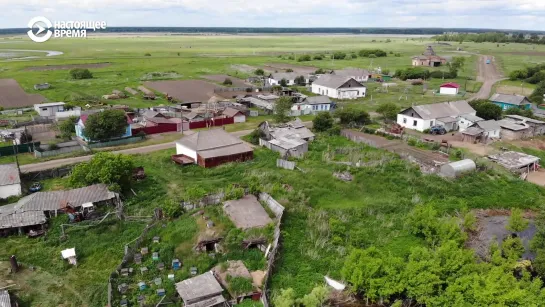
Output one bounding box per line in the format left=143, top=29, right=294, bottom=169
left=470, top=55, right=505, bottom=100
left=20, top=128, right=256, bottom=173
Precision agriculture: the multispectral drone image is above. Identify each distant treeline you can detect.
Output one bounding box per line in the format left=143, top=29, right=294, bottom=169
left=433, top=32, right=545, bottom=44
left=1, top=27, right=545, bottom=35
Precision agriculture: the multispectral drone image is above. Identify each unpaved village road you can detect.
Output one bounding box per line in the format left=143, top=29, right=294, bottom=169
left=20, top=128, right=256, bottom=173
left=470, top=55, right=505, bottom=100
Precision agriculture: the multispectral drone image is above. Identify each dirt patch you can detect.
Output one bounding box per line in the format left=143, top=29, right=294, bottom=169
left=264, top=63, right=318, bottom=74
left=527, top=169, right=545, bottom=186
left=203, top=75, right=250, bottom=87
left=231, top=64, right=259, bottom=74
left=467, top=209, right=536, bottom=260
left=0, top=79, right=44, bottom=108
left=24, top=63, right=111, bottom=71
left=144, top=80, right=219, bottom=103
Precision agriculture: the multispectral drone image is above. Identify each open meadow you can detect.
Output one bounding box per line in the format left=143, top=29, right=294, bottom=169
left=2, top=34, right=545, bottom=306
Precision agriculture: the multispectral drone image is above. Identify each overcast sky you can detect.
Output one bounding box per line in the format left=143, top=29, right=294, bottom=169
left=1, top=0, right=544, bottom=31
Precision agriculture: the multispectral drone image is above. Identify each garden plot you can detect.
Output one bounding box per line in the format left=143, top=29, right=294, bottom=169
left=468, top=209, right=537, bottom=260
left=203, top=75, right=250, bottom=87
left=144, top=80, right=218, bottom=102
left=0, top=79, right=44, bottom=108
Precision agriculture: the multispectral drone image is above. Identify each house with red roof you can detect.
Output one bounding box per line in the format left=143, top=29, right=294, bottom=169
left=439, top=82, right=460, bottom=95
left=75, top=111, right=133, bottom=142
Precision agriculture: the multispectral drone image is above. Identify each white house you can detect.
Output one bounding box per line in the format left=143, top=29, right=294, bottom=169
left=0, top=163, right=22, bottom=199
left=268, top=73, right=307, bottom=86
left=458, top=114, right=484, bottom=131
left=439, top=83, right=460, bottom=95
left=34, top=102, right=65, bottom=118
left=332, top=68, right=370, bottom=83
left=291, top=96, right=333, bottom=116
left=311, top=75, right=366, bottom=99
left=397, top=100, right=476, bottom=132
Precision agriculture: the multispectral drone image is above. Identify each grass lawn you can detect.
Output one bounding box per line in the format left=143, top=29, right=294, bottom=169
left=5, top=133, right=544, bottom=305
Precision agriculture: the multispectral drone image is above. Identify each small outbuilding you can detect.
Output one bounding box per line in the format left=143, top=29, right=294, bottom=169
left=439, top=83, right=460, bottom=95
left=222, top=107, right=246, bottom=123
left=175, top=271, right=226, bottom=307
left=34, top=102, right=66, bottom=118
left=440, top=159, right=476, bottom=178
left=488, top=151, right=540, bottom=172
left=223, top=195, right=273, bottom=230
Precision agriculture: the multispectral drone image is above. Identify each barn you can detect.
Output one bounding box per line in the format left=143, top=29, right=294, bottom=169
left=174, top=129, right=253, bottom=168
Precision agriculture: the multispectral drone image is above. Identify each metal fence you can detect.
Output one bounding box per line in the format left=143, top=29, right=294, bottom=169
left=0, top=142, right=41, bottom=156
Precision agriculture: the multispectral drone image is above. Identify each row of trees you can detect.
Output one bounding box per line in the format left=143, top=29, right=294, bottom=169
left=470, top=99, right=535, bottom=120
left=394, top=57, right=466, bottom=81
left=433, top=32, right=545, bottom=44
left=509, top=63, right=545, bottom=104
left=289, top=49, right=398, bottom=62
left=342, top=204, right=545, bottom=306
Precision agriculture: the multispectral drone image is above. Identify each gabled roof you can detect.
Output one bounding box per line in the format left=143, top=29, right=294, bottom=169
left=222, top=107, right=244, bottom=118
left=403, top=100, right=475, bottom=120
left=183, top=112, right=203, bottom=120
left=175, top=271, right=224, bottom=303
left=489, top=94, right=531, bottom=106
left=440, top=82, right=460, bottom=89
left=460, top=114, right=484, bottom=122
left=333, top=68, right=370, bottom=77
left=302, top=96, right=332, bottom=105
left=462, top=127, right=484, bottom=136
left=474, top=120, right=501, bottom=132
left=143, top=110, right=164, bottom=119
left=312, top=75, right=364, bottom=89
left=176, top=129, right=253, bottom=159
left=270, top=72, right=301, bottom=81
left=0, top=163, right=20, bottom=186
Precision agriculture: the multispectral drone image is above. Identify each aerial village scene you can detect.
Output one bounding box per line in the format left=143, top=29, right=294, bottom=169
left=2, top=3, right=545, bottom=307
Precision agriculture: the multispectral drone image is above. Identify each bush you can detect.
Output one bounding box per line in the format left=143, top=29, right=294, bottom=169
left=351, top=53, right=358, bottom=59
left=254, top=68, right=265, bottom=76
left=332, top=51, right=346, bottom=60
left=313, top=112, right=334, bottom=132
left=144, top=53, right=151, bottom=56
left=69, top=152, right=134, bottom=191
left=313, top=54, right=324, bottom=60
left=297, top=55, right=311, bottom=62
left=358, top=49, right=387, bottom=57
left=246, top=129, right=264, bottom=145
left=223, top=78, right=233, bottom=85
left=48, top=143, right=59, bottom=151
left=69, top=68, right=93, bottom=80
left=334, top=108, right=370, bottom=126
left=328, top=125, right=341, bottom=136
left=376, top=102, right=399, bottom=120
left=394, top=67, right=430, bottom=80
left=394, top=53, right=401, bottom=57
left=286, top=68, right=294, bottom=72
left=315, top=68, right=326, bottom=74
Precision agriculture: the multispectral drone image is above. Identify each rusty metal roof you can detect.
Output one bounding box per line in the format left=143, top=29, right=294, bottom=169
left=0, top=163, right=20, bottom=186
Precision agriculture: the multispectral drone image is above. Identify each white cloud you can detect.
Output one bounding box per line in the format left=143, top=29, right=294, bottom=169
left=0, top=0, right=544, bottom=30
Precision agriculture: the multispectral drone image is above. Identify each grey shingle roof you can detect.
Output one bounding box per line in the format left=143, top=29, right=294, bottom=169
left=175, top=271, right=224, bottom=303
left=474, top=120, right=501, bottom=132
left=312, top=75, right=364, bottom=89
left=177, top=129, right=253, bottom=159
left=489, top=94, right=531, bottom=106
left=0, top=184, right=116, bottom=230
left=460, top=114, right=484, bottom=122
left=0, top=163, right=20, bottom=186
left=504, top=114, right=545, bottom=125
left=462, top=127, right=484, bottom=136
left=407, top=100, right=475, bottom=120
left=303, top=96, right=332, bottom=105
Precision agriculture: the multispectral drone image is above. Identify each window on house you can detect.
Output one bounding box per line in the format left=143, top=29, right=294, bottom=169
left=413, top=120, right=417, bottom=126
left=411, top=112, right=414, bottom=117
left=41, top=108, right=47, bottom=111
left=403, top=118, right=407, bottom=124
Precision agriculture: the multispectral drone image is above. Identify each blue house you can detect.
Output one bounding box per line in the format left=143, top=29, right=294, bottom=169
left=489, top=93, right=532, bottom=110
left=75, top=113, right=132, bottom=142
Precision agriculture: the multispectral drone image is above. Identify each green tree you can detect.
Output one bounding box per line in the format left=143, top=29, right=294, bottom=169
left=68, top=152, right=134, bottom=191
left=254, top=68, right=265, bottom=76
left=469, top=100, right=502, bottom=120
left=504, top=107, right=534, bottom=118
left=502, top=236, right=525, bottom=260
left=447, top=56, right=466, bottom=75
left=334, top=108, right=370, bottom=127
left=332, top=51, right=346, bottom=59
left=279, top=78, right=288, bottom=87
left=376, top=102, right=399, bottom=120
left=59, top=116, right=79, bottom=139
left=273, top=288, right=296, bottom=307
left=83, top=109, right=128, bottom=141
left=507, top=208, right=529, bottom=232
left=274, top=96, right=293, bottom=123
left=69, top=68, right=93, bottom=79
left=294, top=75, right=306, bottom=86
left=312, top=112, right=333, bottom=132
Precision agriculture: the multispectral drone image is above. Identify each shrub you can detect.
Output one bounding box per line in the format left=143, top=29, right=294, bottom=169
left=394, top=53, right=401, bottom=57
left=254, top=68, right=265, bottom=76
left=313, top=112, right=334, bottom=132
left=294, top=75, right=306, bottom=86
left=334, top=108, right=370, bottom=126
left=144, top=53, right=151, bottom=56
left=223, top=78, right=233, bottom=85
left=332, top=51, right=346, bottom=59
left=313, top=54, right=324, bottom=60
left=351, top=53, right=357, bottom=59
left=69, top=152, right=134, bottom=191
left=315, top=68, right=326, bottom=74
left=69, top=68, right=93, bottom=80
left=358, top=49, right=387, bottom=57
left=286, top=68, right=294, bottom=72
left=328, top=125, right=341, bottom=136
left=297, top=55, right=311, bottom=62
left=48, top=143, right=59, bottom=151
left=394, top=67, right=430, bottom=80
left=247, top=129, right=264, bottom=145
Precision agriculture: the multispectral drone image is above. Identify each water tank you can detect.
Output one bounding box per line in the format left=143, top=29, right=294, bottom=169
left=440, top=159, right=476, bottom=178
